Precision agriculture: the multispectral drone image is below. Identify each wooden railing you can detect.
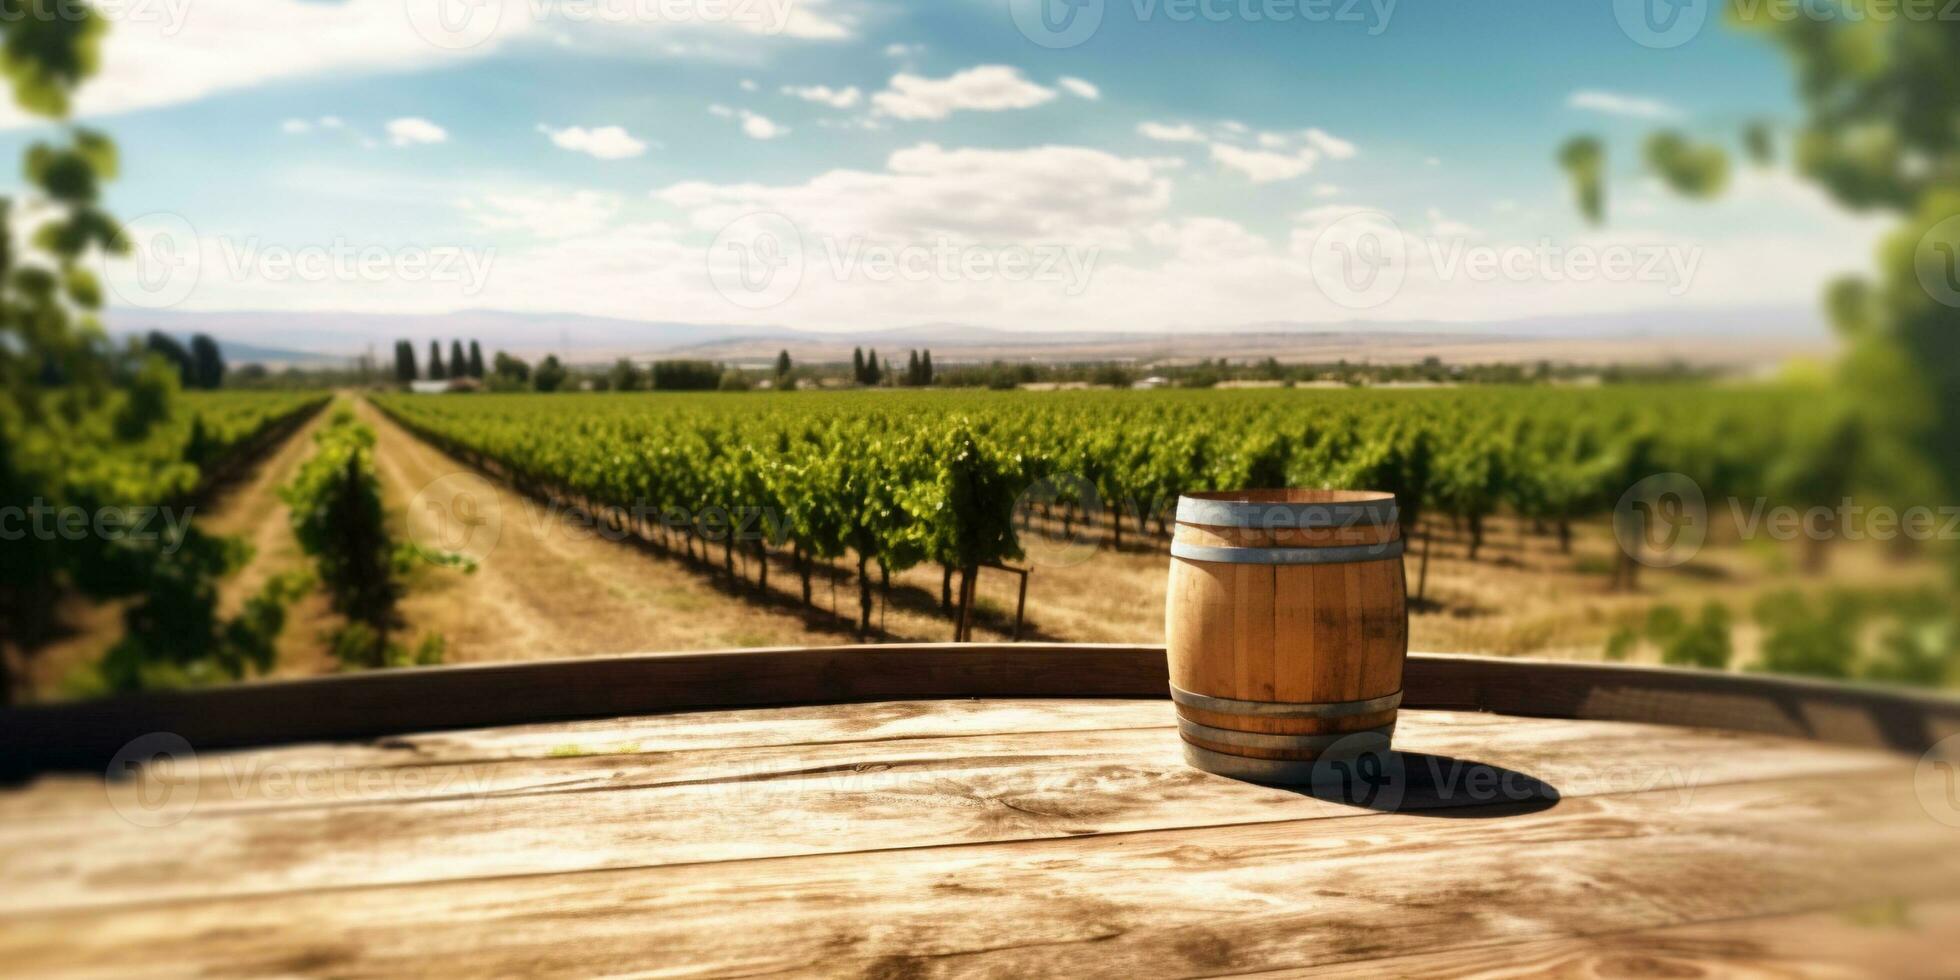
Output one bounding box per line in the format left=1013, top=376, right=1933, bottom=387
left=4, top=645, right=1957, bottom=776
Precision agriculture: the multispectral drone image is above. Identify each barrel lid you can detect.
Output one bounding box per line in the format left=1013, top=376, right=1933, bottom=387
left=1176, top=489, right=1398, bottom=530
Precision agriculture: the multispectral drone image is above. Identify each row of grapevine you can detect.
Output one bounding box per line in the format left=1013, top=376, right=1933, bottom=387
left=39, top=389, right=331, bottom=696
left=371, top=385, right=1830, bottom=634
left=283, top=407, right=443, bottom=669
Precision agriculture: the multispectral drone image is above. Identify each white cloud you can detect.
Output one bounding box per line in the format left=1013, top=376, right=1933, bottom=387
left=711, top=105, right=788, bottom=138
left=539, top=123, right=648, bottom=160
left=656, top=142, right=1172, bottom=245
left=280, top=118, right=311, bottom=135
left=318, top=116, right=344, bottom=129
left=1211, top=143, right=1317, bottom=183
left=742, top=112, right=788, bottom=139
left=0, top=0, right=857, bottom=129
left=386, top=117, right=448, bottom=147
left=1058, top=77, right=1100, bottom=100
left=782, top=84, right=862, bottom=109
left=1313, top=183, right=1342, bottom=197
left=1567, top=90, right=1680, bottom=120
left=740, top=79, right=759, bottom=92
left=460, top=188, right=623, bottom=239
left=1303, top=128, right=1357, bottom=160
left=872, top=66, right=1056, bottom=121
left=1427, top=208, right=1478, bottom=238
left=884, top=42, right=924, bottom=58
left=1138, top=121, right=1206, bottom=143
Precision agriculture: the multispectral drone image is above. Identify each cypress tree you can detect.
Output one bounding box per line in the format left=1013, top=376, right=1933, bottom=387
left=851, top=347, right=865, bottom=384
left=906, top=350, right=920, bottom=386
left=921, top=349, right=933, bottom=385
left=866, top=348, right=881, bottom=386
left=450, top=340, right=466, bottom=380
left=467, top=340, right=485, bottom=378
left=188, top=334, right=226, bottom=389
left=428, top=341, right=446, bottom=380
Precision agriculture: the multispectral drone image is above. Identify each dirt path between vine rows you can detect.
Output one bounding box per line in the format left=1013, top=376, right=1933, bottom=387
left=356, top=398, right=848, bottom=662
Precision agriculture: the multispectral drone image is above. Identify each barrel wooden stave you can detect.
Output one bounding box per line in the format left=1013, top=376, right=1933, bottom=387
left=1165, top=489, right=1409, bottom=776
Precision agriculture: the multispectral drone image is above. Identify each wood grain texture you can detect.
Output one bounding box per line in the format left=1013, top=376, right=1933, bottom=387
left=1295, top=901, right=1960, bottom=980
left=3, top=697, right=1954, bottom=977
left=0, top=706, right=1899, bottom=916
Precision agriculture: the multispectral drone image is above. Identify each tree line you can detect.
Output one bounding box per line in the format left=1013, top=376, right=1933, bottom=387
left=393, top=339, right=486, bottom=383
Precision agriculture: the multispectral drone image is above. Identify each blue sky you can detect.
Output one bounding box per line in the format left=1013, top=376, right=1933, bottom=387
left=9, top=0, right=1889, bottom=336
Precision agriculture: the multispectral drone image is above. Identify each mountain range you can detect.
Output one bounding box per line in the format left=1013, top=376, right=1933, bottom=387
left=105, top=305, right=1833, bottom=369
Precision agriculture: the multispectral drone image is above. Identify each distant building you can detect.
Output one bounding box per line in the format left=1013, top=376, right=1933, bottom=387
left=1132, top=376, right=1170, bottom=390
left=408, top=378, right=480, bottom=394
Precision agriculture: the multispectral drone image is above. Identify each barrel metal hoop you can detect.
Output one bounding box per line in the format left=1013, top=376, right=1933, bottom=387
left=1181, top=741, right=1390, bottom=785
left=1176, top=496, right=1398, bottom=531
left=1170, top=686, right=1403, bottom=719
left=1169, top=539, right=1405, bottom=566
left=1179, top=719, right=1395, bottom=751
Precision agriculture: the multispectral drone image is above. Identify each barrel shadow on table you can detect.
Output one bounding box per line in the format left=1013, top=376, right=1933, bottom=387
left=1282, top=752, right=1562, bottom=819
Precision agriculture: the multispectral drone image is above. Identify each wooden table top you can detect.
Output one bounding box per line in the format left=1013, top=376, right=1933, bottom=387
left=3, top=697, right=1957, bottom=978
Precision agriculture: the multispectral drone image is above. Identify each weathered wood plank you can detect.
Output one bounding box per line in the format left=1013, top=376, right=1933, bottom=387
left=0, top=771, right=1947, bottom=979
left=0, top=698, right=1182, bottom=817
left=0, top=710, right=1893, bottom=914
left=1294, top=901, right=1960, bottom=979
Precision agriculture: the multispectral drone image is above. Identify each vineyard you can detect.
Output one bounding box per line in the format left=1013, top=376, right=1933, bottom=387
left=30, top=388, right=329, bottom=511
left=371, top=385, right=1860, bottom=643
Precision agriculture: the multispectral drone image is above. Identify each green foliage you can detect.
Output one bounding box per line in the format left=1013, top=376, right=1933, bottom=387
left=328, top=623, right=444, bottom=671
left=1644, top=130, right=1731, bottom=198
left=610, top=358, right=645, bottom=392
left=651, top=359, right=723, bottom=391
left=188, top=334, right=225, bottom=390
left=371, top=381, right=1817, bottom=614
left=0, top=12, right=324, bottom=696
left=1604, top=626, right=1638, bottom=662
left=1561, top=6, right=1960, bottom=547
left=282, top=409, right=451, bottom=671
left=1743, top=120, right=1775, bottom=166
left=532, top=355, right=567, bottom=392
left=283, top=410, right=398, bottom=628
left=1558, top=136, right=1606, bottom=224
left=1753, top=590, right=1860, bottom=680
left=1662, top=602, right=1734, bottom=671
left=394, top=340, right=418, bottom=383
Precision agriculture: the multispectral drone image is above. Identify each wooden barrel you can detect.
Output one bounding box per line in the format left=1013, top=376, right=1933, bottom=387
left=1165, top=489, right=1409, bottom=783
